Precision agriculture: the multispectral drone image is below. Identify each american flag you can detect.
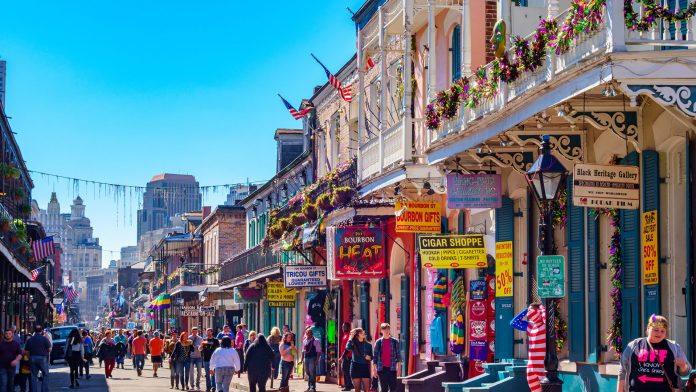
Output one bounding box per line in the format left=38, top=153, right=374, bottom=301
left=311, top=54, right=352, bottom=102
left=31, top=236, right=55, bottom=261
left=64, top=283, right=78, bottom=304
left=278, top=94, right=313, bottom=120
left=30, top=266, right=43, bottom=282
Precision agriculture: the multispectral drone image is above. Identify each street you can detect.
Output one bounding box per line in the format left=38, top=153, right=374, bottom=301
left=48, top=360, right=177, bottom=391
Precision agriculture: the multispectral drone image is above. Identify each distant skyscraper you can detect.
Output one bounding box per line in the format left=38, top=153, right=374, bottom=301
left=0, top=60, right=6, bottom=108
left=225, top=184, right=256, bottom=206
left=119, top=246, right=138, bottom=267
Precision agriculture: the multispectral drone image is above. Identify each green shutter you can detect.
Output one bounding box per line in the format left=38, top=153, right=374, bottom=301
left=451, top=25, right=461, bottom=81
left=642, top=150, right=661, bottom=320
left=566, top=176, right=586, bottom=361
left=400, top=274, right=410, bottom=374
left=263, top=299, right=270, bottom=335
left=621, top=152, right=642, bottom=342
left=495, top=196, right=514, bottom=360
left=587, top=210, right=600, bottom=363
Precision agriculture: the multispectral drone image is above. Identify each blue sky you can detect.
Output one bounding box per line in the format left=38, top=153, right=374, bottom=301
left=1, top=1, right=363, bottom=265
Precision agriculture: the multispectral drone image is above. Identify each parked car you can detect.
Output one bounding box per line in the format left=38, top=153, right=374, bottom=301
left=48, top=325, right=78, bottom=365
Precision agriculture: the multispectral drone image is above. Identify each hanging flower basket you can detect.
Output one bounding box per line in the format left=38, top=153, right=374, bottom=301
left=290, top=213, right=306, bottom=226
left=11, top=188, right=25, bottom=202
left=269, top=225, right=283, bottom=240
left=331, top=187, right=355, bottom=206
left=0, top=216, right=10, bottom=233
left=8, top=231, right=17, bottom=244
left=0, top=164, right=20, bottom=180
left=278, top=218, right=291, bottom=232
left=302, top=203, right=318, bottom=221
left=316, top=193, right=333, bottom=211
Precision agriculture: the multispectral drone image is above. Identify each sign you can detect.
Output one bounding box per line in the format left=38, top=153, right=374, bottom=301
left=181, top=306, right=200, bottom=317
left=642, top=210, right=659, bottom=285
left=302, top=221, right=320, bottom=249
left=199, top=306, right=215, bottom=316
left=447, top=173, right=502, bottom=209
left=267, top=281, right=296, bottom=307
left=334, top=226, right=386, bottom=279
left=495, top=241, right=513, bottom=297
left=572, top=163, right=640, bottom=209
left=284, top=265, right=327, bottom=288
left=175, top=298, right=184, bottom=306
left=53, top=298, right=63, bottom=305
left=469, top=340, right=488, bottom=361
left=418, top=234, right=487, bottom=269
left=469, top=280, right=487, bottom=300
left=395, top=201, right=441, bottom=233
left=233, top=288, right=260, bottom=304
left=537, top=255, right=565, bottom=298
left=326, top=226, right=336, bottom=280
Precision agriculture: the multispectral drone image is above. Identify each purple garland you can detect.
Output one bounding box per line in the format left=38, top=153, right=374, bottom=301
left=625, top=0, right=696, bottom=31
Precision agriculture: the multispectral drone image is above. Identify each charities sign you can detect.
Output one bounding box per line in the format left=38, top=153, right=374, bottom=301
left=447, top=174, right=502, bottom=208
left=395, top=201, right=441, bottom=233
left=572, top=164, right=640, bottom=209
left=267, top=281, right=296, bottom=307
left=418, top=234, right=487, bottom=269
left=284, top=265, right=327, bottom=288
left=334, top=226, right=386, bottom=279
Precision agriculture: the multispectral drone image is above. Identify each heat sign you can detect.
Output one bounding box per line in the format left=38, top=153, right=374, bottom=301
left=418, top=234, right=487, bottom=269
left=334, top=226, right=386, bottom=279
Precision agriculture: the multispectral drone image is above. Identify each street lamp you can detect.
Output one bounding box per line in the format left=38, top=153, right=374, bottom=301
left=525, top=134, right=567, bottom=392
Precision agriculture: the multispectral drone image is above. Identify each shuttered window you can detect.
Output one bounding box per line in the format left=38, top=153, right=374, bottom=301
left=642, top=150, right=661, bottom=319
left=451, top=25, right=461, bottom=81
left=566, top=177, right=586, bottom=361
left=587, top=210, right=600, bottom=362
left=495, top=197, right=514, bottom=360
left=621, top=152, right=642, bottom=343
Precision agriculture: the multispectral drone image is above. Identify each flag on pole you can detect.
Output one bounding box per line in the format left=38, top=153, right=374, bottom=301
left=31, top=236, right=55, bottom=261
left=278, top=95, right=313, bottom=120
left=64, top=283, right=78, bottom=304
left=311, top=54, right=352, bottom=102
left=30, top=266, right=43, bottom=282
left=365, top=56, right=375, bottom=71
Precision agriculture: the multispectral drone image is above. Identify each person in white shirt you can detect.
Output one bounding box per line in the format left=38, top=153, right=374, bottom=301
left=209, top=336, right=241, bottom=392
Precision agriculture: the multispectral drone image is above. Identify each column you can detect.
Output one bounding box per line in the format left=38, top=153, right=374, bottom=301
left=461, top=0, right=471, bottom=76
left=357, top=27, right=364, bottom=181
left=403, top=0, right=414, bottom=161
left=378, top=5, right=386, bottom=173
left=427, top=0, right=436, bottom=101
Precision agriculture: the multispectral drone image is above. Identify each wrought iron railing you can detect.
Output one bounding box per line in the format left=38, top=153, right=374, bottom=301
left=219, top=245, right=279, bottom=285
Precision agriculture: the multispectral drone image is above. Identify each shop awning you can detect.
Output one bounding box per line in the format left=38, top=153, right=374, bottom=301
left=219, top=267, right=281, bottom=291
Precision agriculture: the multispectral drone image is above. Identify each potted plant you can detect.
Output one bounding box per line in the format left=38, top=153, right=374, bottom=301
left=278, top=218, right=291, bottom=232
left=18, top=204, right=31, bottom=216
left=0, top=164, right=20, bottom=180
left=316, top=193, right=333, bottom=211
left=11, top=188, right=25, bottom=202
left=8, top=229, right=17, bottom=244
left=269, top=224, right=283, bottom=240
left=0, top=214, right=10, bottom=232
left=302, top=203, right=318, bottom=221
left=12, top=219, right=27, bottom=241
left=17, top=239, right=30, bottom=255
left=290, top=213, right=306, bottom=226
left=331, top=186, right=355, bottom=206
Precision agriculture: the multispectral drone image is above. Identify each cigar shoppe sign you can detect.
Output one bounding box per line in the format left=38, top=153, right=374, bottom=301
left=334, top=226, right=386, bottom=279
left=418, top=234, right=488, bottom=269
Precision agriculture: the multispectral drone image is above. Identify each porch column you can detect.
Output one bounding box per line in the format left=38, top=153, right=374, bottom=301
left=427, top=0, right=436, bottom=101
left=607, top=0, right=627, bottom=52
left=547, top=0, right=559, bottom=81
left=403, top=0, right=413, bottom=161
left=357, top=26, right=364, bottom=181
left=378, top=5, right=386, bottom=173
left=461, top=0, right=471, bottom=76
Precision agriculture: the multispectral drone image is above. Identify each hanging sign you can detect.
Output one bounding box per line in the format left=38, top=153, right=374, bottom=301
left=446, top=173, right=502, bottom=209
left=284, top=265, right=327, bottom=288
left=495, top=241, right=513, bottom=297
left=418, top=234, right=487, bottom=269
left=537, top=255, right=565, bottom=298
left=642, top=210, right=659, bottom=285
left=199, top=306, right=215, bottom=316
left=267, top=281, right=296, bottom=307
left=302, top=221, right=320, bottom=249
left=233, top=288, right=260, bottom=304
left=334, top=226, right=386, bottom=279
left=326, top=226, right=337, bottom=280
left=395, top=201, right=441, bottom=233
left=180, top=306, right=199, bottom=317
left=572, top=163, right=640, bottom=209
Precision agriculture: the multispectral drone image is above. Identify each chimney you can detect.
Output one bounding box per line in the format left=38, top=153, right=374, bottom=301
left=202, top=206, right=212, bottom=220
left=274, top=128, right=304, bottom=172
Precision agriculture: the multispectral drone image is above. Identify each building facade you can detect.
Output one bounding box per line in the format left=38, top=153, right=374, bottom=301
left=137, top=174, right=202, bottom=242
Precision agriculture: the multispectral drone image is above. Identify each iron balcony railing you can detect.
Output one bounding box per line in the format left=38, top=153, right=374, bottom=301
left=219, top=245, right=279, bottom=286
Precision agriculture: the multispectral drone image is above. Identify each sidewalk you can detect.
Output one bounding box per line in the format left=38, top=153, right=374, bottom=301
left=230, top=373, right=344, bottom=392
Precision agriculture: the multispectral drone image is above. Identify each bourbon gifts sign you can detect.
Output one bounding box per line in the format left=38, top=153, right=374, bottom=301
left=334, top=226, right=386, bottom=279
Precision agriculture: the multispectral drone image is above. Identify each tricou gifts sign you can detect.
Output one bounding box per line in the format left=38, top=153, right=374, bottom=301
left=284, top=265, right=327, bottom=288
left=334, top=226, right=386, bottom=279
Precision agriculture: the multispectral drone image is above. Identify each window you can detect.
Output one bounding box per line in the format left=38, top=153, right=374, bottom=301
left=330, top=111, right=341, bottom=164
left=514, top=0, right=529, bottom=6
left=451, top=25, right=461, bottom=81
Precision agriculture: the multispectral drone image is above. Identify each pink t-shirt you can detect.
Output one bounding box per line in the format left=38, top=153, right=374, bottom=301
left=381, top=339, right=391, bottom=365
left=235, top=331, right=245, bottom=349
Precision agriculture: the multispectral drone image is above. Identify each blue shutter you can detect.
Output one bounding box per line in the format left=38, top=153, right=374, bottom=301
left=621, top=152, right=642, bottom=342
left=495, top=197, right=514, bottom=360
left=586, top=210, right=600, bottom=363
left=566, top=176, right=586, bottom=361
left=642, top=150, right=661, bottom=320
left=451, top=25, right=461, bottom=81
left=687, top=138, right=695, bottom=363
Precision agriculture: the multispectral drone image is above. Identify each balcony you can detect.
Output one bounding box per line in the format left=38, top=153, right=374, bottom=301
left=426, top=1, right=696, bottom=151
left=169, top=268, right=204, bottom=290
left=219, top=245, right=279, bottom=287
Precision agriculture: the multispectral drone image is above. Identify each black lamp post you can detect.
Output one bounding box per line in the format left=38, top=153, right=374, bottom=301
left=525, top=135, right=567, bottom=392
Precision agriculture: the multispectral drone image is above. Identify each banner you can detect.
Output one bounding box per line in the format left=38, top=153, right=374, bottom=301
left=418, top=234, right=487, bottom=269
left=267, top=281, right=296, bottom=307
left=537, top=255, right=565, bottom=298
left=495, top=241, right=513, bottom=297
left=395, top=201, right=441, bottom=233
left=572, top=163, right=640, bottom=209
left=233, top=288, right=260, bottom=304
left=284, top=265, right=327, bottom=288
left=642, top=210, right=659, bottom=285
left=447, top=173, right=502, bottom=208
left=334, top=226, right=386, bottom=279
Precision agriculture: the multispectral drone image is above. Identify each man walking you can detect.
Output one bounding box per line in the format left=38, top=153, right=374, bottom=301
left=166, top=331, right=179, bottom=389
left=114, top=330, right=127, bottom=369
left=373, top=324, right=401, bottom=392
left=201, top=328, right=219, bottom=392
left=302, top=328, right=321, bottom=392
left=148, top=331, right=164, bottom=378
left=189, top=327, right=204, bottom=390
left=132, top=330, right=147, bottom=376
left=0, top=328, right=22, bottom=392
left=25, top=325, right=51, bottom=392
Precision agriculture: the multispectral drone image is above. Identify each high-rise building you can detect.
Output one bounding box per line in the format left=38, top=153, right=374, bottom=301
left=136, top=174, right=201, bottom=257
left=119, top=246, right=138, bottom=267
left=224, top=184, right=257, bottom=206
left=36, top=193, right=102, bottom=281
left=0, top=60, right=6, bottom=108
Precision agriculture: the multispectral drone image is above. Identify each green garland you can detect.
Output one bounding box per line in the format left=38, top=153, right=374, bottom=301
left=625, top=0, right=696, bottom=31
left=553, top=299, right=568, bottom=352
